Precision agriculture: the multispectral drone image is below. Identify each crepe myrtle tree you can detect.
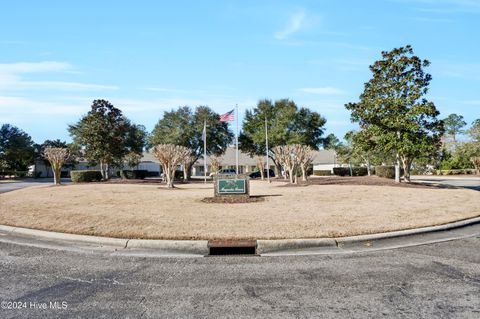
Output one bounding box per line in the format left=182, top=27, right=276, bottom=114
left=209, top=154, right=223, bottom=175
left=255, top=155, right=265, bottom=180
left=153, top=144, right=191, bottom=188
left=42, top=147, right=69, bottom=185
left=273, top=145, right=298, bottom=184
left=295, top=144, right=314, bottom=181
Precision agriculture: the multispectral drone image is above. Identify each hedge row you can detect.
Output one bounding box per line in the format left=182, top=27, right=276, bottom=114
left=333, top=167, right=368, bottom=176
left=117, top=170, right=148, bottom=180
left=435, top=169, right=477, bottom=175
left=0, top=171, right=28, bottom=178
left=313, top=170, right=332, bottom=176
left=374, top=166, right=404, bottom=179
left=70, top=170, right=103, bottom=183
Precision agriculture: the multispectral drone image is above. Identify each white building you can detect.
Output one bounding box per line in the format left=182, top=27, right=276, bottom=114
left=142, top=147, right=337, bottom=176
left=31, top=147, right=337, bottom=177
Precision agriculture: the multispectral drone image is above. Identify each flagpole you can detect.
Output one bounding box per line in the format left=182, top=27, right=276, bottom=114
left=265, top=115, right=270, bottom=183
left=203, top=120, right=207, bottom=184
left=235, top=103, right=239, bottom=174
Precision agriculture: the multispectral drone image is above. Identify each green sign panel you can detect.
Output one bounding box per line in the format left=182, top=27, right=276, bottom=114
left=217, top=179, right=247, bottom=194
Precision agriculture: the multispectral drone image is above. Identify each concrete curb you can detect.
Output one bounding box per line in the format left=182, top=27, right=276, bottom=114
left=257, top=238, right=336, bottom=254
left=0, top=215, right=479, bottom=255
left=0, top=225, right=128, bottom=247
left=127, top=239, right=209, bottom=255
left=335, top=216, right=480, bottom=245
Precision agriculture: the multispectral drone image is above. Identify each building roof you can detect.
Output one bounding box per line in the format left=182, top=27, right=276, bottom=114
left=311, top=149, right=336, bottom=165
left=141, top=147, right=336, bottom=166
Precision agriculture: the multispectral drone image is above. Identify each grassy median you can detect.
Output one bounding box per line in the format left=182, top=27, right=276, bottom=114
left=0, top=180, right=479, bottom=240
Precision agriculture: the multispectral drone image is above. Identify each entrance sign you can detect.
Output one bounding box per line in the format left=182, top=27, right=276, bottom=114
left=213, top=174, right=250, bottom=199
left=218, top=179, right=246, bottom=194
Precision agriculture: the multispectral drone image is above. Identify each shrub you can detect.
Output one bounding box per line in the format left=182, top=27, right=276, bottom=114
left=71, top=170, right=103, bottom=183
left=333, top=167, right=350, bottom=176
left=333, top=167, right=368, bottom=176
left=375, top=166, right=395, bottom=179
left=146, top=171, right=160, bottom=177
left=436, top=169, right=476, bottom=175
left=351, top=167, right=368, bottom=176
left=118, top=170, right=148, bottom=179
left=313, top=170, right=332, bottom=176
left=174, top=170, right=184, bottom=180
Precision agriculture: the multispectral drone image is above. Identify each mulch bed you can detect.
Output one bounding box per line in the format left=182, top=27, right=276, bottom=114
left=275, top=176, right=447, bottom=189
left=202, top=196, right=266, bottom=204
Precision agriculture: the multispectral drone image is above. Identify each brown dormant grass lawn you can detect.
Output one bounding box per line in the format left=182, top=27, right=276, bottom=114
left=0, top=181, right=479, bottom=240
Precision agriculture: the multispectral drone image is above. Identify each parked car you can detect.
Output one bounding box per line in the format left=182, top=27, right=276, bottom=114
left=209, top=168, right=237, bottom=177
left=248, top=169, right=275, bottom=179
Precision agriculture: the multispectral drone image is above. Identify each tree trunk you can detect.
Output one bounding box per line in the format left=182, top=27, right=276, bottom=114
left=52, top=163, right=61, bottom=185
left=301, top=166, right=307, bottom=181
left=401, top=157, right=412, bottom=182
left=163, top=162, right=175, bottom=188
left=183, top=165, right=188, bottom=183
left=100, top=161, right=106, bottom=180
left=364, top=157, right=371, bottom=176
left=395, top=153, right=401, bottom=183
left=288, top=166, right=294, bottom=184
left=470, top=157, right=480, bottom=175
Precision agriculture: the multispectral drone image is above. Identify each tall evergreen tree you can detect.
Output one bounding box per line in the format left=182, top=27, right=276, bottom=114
left=345, top=45, right=444, bottom=182
left=239, top=99, right=326, bottom=171
left=0, top=124, right=35, bottom=173
left=69, top=99, right=145, bottom=179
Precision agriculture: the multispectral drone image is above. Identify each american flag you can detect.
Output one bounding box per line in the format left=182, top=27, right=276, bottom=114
left=219, top=109, right=234, bottom=122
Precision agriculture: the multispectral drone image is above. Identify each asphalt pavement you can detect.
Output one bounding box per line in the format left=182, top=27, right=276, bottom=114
left=0, top=178, right=71, bottom=193
left=411, top=175, right=480, bottom=191
left=0, top=228, right=479, bottom=318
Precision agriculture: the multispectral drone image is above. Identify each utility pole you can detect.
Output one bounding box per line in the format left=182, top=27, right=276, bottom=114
left=265, top=116, right=270, bottom=183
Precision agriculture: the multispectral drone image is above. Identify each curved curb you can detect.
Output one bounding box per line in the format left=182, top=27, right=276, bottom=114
left=127, top=239, right=209, bottom=255
left=335, top=216, right=480, bottom=245
left=0, top=225, right=128, bottom=247
left=0, top=215, right=479, bottom=256
left=256, top=238, right=336, bottom=254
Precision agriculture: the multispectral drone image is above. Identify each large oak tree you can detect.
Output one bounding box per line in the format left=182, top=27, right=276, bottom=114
left=69, top=99, right=146, bottom=180
left=149, top=106, right=233, bottom=179
left=239, top=99, right=326, bottom=172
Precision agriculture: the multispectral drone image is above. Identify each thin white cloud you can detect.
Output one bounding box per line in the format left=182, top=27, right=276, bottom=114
left=0, top=96, right=85, bottom=116
left=0, top=61, right=118, bottom=92
left=2, top=80, right=118, bottom=91
left=274, top=10, right=307, bottom=40
left=299, top=87, right=346, bottom=95
left=0, top=61, right=72, bottom=73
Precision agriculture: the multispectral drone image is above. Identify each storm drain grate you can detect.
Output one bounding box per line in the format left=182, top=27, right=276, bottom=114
left=208, top=240, right=257, bottom=256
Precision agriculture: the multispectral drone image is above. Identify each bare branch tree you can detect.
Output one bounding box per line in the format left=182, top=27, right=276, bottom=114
left=182, top=154, right=197, bottom=182
left=295, top=145, right=314, bottom=181
left=153, top=144, right=191, bottom=188
left=209, top=155, right=223, bottom=175
left=43, top=147, right=69, bottom=185
left=272, top=145, right=299, bottom=183
left=255, top=156, right=265, bottom=180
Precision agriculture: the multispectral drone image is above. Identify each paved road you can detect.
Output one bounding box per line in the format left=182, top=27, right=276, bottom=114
left=0, top=179, right=71, bottom=193
left=411, top=175, right=480, bottom=191
left=1, top=233, right=479, bottom=318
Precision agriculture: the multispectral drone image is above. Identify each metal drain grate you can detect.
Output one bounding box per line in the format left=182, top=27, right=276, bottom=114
left=208, top=240, right=257, bottom=256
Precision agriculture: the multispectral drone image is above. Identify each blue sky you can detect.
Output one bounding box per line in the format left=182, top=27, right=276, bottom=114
left=1, top=0, right=479, bottom=143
